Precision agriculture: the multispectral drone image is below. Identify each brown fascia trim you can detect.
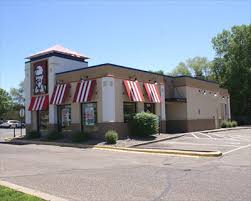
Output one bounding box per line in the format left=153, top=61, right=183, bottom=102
left=55, top=63, right=218, bottom=85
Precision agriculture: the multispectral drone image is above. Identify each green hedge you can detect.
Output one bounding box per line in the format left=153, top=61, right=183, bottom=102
left=72, top=131, right=88, bottom=142
left=130, top=112, right=159, bottom=137
left=221, top=120, right=238, bottom=128
left=46, top=130, right=62, bottom=141
left=105, top=130, right=118, bottom=144
left=25, top=130, right=41, bottom=139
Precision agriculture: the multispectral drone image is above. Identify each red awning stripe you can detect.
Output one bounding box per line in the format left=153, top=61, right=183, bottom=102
left=123, top=80, right=144, bottom=102
left=28, top=95, right=49, bottom=111
left=73, top=80, right=96, bottom=103
left=50, top=84, right=69, bottom=105
left=144, top=83, right=161, bottom=103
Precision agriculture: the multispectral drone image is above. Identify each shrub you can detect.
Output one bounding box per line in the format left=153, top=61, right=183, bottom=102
left=231, top=120, right=238, bottom=127
left=227, top=121, right=233, bottom=127
left=72, top=131, right=88, bottom=143
left=105, top=130, right=118, bottom=144
left=130, top=112, right=159, bottom=137
left=46, top=130, right=62, bottom=141
left=25, top=130, right=41, bottom=139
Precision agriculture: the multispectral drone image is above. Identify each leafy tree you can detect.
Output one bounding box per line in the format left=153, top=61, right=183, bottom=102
left=211, top=24, right=251, bottom=117
left=187, top=57, right=210, bottom=78
left=149, top=70, right=165, bottom=75
left=10, top=81, right=25, bottom=106
left=0, top=88, right=12, bottom=117
left=170, top=62, right=191, bottom=76
left=170, top=57, right=212, bottom=79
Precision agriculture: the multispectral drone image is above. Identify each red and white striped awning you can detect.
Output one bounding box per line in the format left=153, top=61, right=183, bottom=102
left=50, top=83, right=70, bottom=105
left=144, top=83, right=161, bottom=103
left=73, top=80, right=96, bottom=103
left=123, top=80, right=144, bottom=102
left=28, top=95, right=49, bottom=111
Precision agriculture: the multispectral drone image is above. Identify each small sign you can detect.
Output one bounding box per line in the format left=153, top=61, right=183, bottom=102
left=19, top=108, right=25, bottom=118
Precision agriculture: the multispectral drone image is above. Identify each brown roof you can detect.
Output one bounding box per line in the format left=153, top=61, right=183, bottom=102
left=26, top=44, right=89, bottom=60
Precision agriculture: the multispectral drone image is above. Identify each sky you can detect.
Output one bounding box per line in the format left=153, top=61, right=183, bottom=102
left=0, top=0, right=250, bottom=91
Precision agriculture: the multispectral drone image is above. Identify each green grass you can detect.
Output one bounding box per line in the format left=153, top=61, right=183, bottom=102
left=0, top=185, right=45, bottom=201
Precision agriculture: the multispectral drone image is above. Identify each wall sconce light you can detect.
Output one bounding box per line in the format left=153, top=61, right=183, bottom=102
left=203, top=91, right=206, bottom=95
left=222, top=96, right=225, bottom=99
left=154, top=81, right=157, bottom=84
left=214, top=93, right=217, bottom=97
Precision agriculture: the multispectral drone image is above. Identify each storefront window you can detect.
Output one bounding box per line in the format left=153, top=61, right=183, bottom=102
left=58, top=105, right=71, bottom=132
left=123, top=102, right=136, bottom=122
left=81, top=103, right=97, bottom=126
left=38, top=110, right=49, bottom=132
left=144, top=103, right=155, bottom=114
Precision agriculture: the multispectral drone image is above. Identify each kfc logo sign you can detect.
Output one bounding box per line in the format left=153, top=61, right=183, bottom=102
left=33, top=60, right=48, bottom=95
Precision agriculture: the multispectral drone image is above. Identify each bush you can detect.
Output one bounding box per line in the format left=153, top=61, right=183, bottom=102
left=221, top=120, right=238, bottom=128
left=231, top=120, right=238, bottom=127
left=105, top=130, right=118, bottom=144
left=46, top=130, right=62, bottom=141
left=72, top=131, right=88, bottom=142
left=227, top=121, right=233, bottom=127
left=130, top=112, right=159, bottom=137
left=25, top=130, right=41, bottom=139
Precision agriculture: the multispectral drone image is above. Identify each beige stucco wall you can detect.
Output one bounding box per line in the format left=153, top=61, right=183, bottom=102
left=186, top=86, right=218, bottom=120
left=166, top=102, right=187, bottom=120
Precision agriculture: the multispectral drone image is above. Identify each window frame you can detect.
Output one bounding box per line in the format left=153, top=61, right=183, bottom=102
left=123, top=102, right=137, bottom=123
left=57, top=104, right=72, bottom=132
left=81, top=102, right=98, bottom=132
left=144, top=102, right=155, bottom=114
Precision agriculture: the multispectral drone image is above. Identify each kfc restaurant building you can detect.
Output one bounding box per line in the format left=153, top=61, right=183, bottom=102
left=24, top=45, right=231, bottom=138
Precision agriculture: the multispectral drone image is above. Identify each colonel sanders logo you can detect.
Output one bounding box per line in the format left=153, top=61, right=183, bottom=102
left=33, top=61, right=47, bottom=94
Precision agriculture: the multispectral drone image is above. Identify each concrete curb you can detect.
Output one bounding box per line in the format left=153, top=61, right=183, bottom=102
left=5, top=139, right=222, bottom=157
left=200, top=126, right=251, bottom=134
left=131, top=134, right=185, bottom=147
left=3, top=139, right=93, bottom=148
left=0, top=179, right=68, bottom=201
left=94, top=145, right=222, bottom=157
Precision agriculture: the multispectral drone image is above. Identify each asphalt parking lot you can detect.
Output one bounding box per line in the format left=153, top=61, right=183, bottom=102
left=139, top=128, right=251, bottom=154
left=0, top=128, right=25, bottom=142
left=0, top=128, right=250, bottom=201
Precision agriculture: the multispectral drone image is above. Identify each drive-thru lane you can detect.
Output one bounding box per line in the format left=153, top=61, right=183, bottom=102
left=0, top=128, right=250, bottom=201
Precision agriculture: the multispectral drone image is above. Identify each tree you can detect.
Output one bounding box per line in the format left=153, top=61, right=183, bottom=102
left=211, top=24, right=251, bottom=118
left=170, top=57, right=212, bottom=79
left=149, top=70, right=165, bottom=75
left=0, top=88, right=12, bottom=117
left=10, top=81, right=25, bottom=106
left=187, top=57, right=210, bottom=78
left=170, top=62, right=191, bottom=76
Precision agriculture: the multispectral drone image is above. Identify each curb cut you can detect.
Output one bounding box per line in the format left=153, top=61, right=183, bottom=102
left=94, top=145, right=222, bottom=157
left=131, top=134, right=185, bottom=147
left=0, top=180, right=68, bottom=201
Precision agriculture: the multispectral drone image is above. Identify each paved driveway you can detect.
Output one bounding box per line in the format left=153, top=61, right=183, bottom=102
left=0, top=128, right=25, bottom=142
left=0, top=128, right=251, bottom=201
left=139, top=128, right=251, bottom=154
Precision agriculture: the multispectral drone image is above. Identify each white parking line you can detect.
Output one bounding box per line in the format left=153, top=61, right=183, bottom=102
left=223, top=144, right=251, bottom=155
left=165, top=141, right=239, bottom=147
left=190, top=133, right=199, bottom=138
left=198, top=133, right=214, bottom=138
